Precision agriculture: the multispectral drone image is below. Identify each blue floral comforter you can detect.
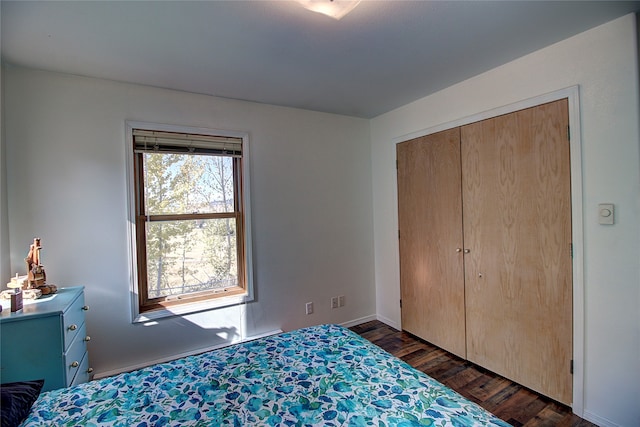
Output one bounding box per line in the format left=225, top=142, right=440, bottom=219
left=23, top=324, right=510, bottom=426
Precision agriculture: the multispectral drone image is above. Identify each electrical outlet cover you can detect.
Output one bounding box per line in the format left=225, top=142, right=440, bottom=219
left=331, top=297, right=338, bottom=309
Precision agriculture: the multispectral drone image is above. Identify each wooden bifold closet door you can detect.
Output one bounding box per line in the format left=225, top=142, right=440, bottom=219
left=397, top=127, right=466, bottom=358
left=397, top=99, right=573, bottom=405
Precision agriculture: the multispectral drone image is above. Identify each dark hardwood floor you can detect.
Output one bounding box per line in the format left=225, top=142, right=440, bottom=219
left=350, top=320, right=597, bottom=427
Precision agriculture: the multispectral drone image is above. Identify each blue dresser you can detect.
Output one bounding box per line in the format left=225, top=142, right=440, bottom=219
left=0, top=286, right=91, bottom=391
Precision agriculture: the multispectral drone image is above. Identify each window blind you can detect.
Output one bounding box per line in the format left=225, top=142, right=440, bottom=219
left=133, top=129, right=242, bottom=157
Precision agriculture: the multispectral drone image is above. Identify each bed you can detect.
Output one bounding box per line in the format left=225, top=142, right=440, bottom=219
left=14, top=324, right=510, bottom=426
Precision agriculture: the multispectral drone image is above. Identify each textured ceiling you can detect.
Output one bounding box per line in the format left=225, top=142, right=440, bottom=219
left=2, top=1, right=639, bottom=118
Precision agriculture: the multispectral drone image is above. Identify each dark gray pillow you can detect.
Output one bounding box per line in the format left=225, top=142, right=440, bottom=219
left=1, top=379, right=44, bottom=427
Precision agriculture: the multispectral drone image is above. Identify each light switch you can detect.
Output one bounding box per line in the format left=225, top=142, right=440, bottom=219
left=598, top=203, right=614, bottom=225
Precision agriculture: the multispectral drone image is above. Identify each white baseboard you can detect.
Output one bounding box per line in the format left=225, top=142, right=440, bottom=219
left=376, top=314, right=400, bottom=330
left=340, top=314, right=377, bottom=328
left=582, top=410, right=617, bottom=427
left=93, top=329, right=282, bottom=380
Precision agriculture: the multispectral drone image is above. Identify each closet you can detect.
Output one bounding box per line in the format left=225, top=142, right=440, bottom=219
left=397, top=99, right=572, bottom=405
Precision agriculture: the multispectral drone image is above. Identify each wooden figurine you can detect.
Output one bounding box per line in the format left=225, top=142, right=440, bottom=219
left=24, top=237, right=56, bottom=295
left=26, top=238, right=46, bottom=287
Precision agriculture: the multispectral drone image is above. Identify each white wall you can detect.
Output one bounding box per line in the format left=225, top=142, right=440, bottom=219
left=0, top=8, right=9, bottom=285
left=3, top=67, right=375, bottom=376
left=370, top=14, right=640, bottom=427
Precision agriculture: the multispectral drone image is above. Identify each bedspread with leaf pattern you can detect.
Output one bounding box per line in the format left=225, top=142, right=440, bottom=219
left=22, top=324, right=511, bottom=426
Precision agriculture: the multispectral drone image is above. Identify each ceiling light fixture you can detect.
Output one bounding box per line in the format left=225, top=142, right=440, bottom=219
left=296, top=0, right=361, bottom=20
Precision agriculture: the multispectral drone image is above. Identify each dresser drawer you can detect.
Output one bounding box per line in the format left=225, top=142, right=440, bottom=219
left=64, top=322, right=87, bottom=385
left=63, top=292, right=86, bottom=350
left=71, top=352, right=91, bottom=387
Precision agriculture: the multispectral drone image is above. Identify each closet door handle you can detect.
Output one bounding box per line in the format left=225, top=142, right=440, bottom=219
left=456, top=248, right=462, bottom=253
left=463, top=249, right=471, bottom=254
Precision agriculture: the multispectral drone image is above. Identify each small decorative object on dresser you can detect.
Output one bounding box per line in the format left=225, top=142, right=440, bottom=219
left=25, top=237, right=46, bottom=287
left=5, top=273, right=27, bottom=290
left=0, top=287, right=91, bottom=392
left=2, top=273, right=42, bottom=304
left=10, top=289, right=23, bottom=312
left=0, top=287, right=41, bottom=305
left=24, top=237, right=57, bottom=295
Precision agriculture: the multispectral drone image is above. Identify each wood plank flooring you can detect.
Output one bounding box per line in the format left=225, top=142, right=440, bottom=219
left=350, top=320, right=597, bottom=427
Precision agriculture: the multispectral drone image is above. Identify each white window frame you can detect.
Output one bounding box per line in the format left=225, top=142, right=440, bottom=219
left=125, top=121, right=253, bottom=323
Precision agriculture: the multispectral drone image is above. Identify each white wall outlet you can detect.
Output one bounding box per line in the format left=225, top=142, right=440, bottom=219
left=305, top=302, right=314, bottom=315
left=331, top=296, right=339, bottom=309
left=338, top=295, right=345, bottom=307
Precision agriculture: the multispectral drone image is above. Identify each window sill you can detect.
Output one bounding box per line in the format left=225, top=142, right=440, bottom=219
left=132, top=291, right=252, bottom=324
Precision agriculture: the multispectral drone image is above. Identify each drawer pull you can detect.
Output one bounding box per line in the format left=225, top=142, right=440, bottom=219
left=68, top=324, right=78, bottom=331
left=70, top=361, right=79, bottom=368
left=84, top=336, right=91, bottom=342
left=82, top=305, right=90, bottom=311
left=87, top=368, right=94, bottom=374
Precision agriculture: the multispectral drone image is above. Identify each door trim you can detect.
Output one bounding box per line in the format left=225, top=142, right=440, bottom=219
left=393, top=86, right=584, bottom=416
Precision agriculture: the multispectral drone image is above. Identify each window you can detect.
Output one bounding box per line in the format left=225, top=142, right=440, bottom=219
left=127, top=124, right=252, bottom=319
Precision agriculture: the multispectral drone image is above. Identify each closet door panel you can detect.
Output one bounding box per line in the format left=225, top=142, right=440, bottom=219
left=461, top=99, right=572, bottom=405
left=397, top=128, right=466, bottom=358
